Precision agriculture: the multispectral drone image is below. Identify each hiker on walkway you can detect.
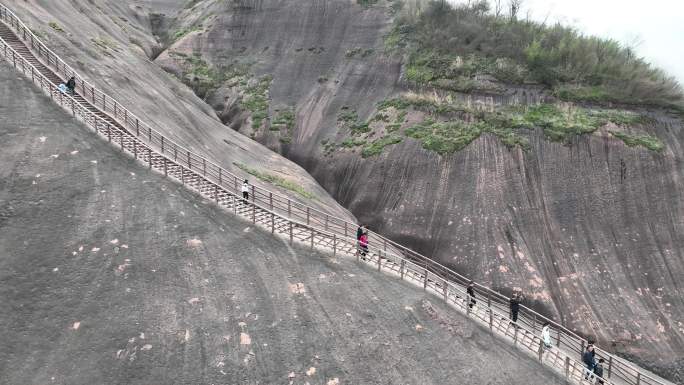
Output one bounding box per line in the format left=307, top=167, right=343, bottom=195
left=358, top=229, right=369, bottom=258
left=541, top=322, right=552, bottom=350
left=509, top=292, right=523, bottom=324
left=583, top=345, right=597, bottom=380
left=466, top=281, right=476, bottom=309
left=66, top=76, right=76, bottom=94
left=241, top=179, right=250, bottom=201
left=594, top=358, right=605, bottom=384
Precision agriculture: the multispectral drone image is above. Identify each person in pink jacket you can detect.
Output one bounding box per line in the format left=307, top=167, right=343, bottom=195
left=358, top=231, right=369, bottom=258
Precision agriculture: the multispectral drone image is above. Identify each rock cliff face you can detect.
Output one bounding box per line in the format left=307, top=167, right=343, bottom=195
left=2, top=0, right=355, bottom=221
left=0, top=62, right=562, bottom=385
left=3, top=0, right=683, bottom=381
left=148, top=0, right=684, bottom=379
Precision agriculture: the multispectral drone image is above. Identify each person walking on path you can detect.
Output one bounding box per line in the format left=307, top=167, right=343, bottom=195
left=541, top=322, right=552, bottom=350
left=594, top=358, right=605, bottom=384
left=466, top=281, right=476, bottom=309
left=358, top=230, right=369, bottom=258
left=241, top=179, right=250, bottom=201
left=509, top=292, right=523, bottom=324
left=66, top=76, right=76, bottom=94
left=583, top=345, right=597, bottom=381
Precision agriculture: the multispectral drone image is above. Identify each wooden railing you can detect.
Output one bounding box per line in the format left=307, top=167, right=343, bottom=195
left=0, top=4, right=671, bottom=385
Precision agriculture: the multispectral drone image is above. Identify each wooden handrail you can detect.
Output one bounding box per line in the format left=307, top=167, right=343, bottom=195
left=0, top=5, right=672, bottom=385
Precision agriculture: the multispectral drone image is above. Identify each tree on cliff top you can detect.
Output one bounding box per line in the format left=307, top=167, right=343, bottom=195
left=388, top=0, right=683, bottom=109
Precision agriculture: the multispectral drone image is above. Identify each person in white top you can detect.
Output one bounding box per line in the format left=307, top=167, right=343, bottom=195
left=539, top=322, right=551, bottom=361
left=241, top=179, right=250, bottom=200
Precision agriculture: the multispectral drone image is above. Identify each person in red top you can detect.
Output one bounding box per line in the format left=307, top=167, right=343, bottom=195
left=359, top=231, right=369, bottom=258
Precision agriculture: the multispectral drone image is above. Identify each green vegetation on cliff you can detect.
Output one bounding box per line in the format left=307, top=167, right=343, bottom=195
left=234, top=163, right=315, bottom=199
left=387, top=0, right=683, bottom=109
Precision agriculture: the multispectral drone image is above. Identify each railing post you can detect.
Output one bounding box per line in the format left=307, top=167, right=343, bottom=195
left=148, top=127, right=151, bottom=142
left=513, top=327, right=518, bottom=345
left=133, top=140, right=138, bottom=159
left=556, top=329, right=561, bottom=347
left=271, top=212, right=274, bottom=234
left=124, top=109, right=127, bottom=125
left=202, top=158, right=206, bottom=176
left=537, top=340, right=544, bottom=363
left=102, top=93, right=106, bottom=110
left=383, top=238, right=387, bottom=252
left=214, top=185, right=219, bottom=203
left=218, top=167, right=222, bottom=185
left=489, top=311, right=493, bottom=331
left=136, top=119, right=139, bottom=136
left=333, top=234, right=337, bottom=257
left=287, top=200, right=291, bottom=218
left=148, top=148, right=152, bottom=168
left=635, top=372, right=641, bottom=385
left=400, top=260, right=405, bottom=280
left=163, top=158, right=168, bottom=176
left=423, top=268, right=428, bottom=290
left=91, top=86, right=95, bottom=104
left=251, top=185, right=255, bottom=202
left=564, top=357, right=570, bottom=380
left=234, top=176, right=238, bottom=191
left=325, top=215, right=328, bottom=231
left=306, top=207, right=310, bottom=225
left=377, top=250, right=382, bottom=271
left=289, top=222, right=293, bottom=245
left=607, top=356, right=612, bottom=379
left=269, top=192, right=273, bottom=210
left=344, top=222, right=347, bottom=237
left=119, top=129, right=124, bottom=150
left=442, top=280, right=448, bottom=302
left=174, top=145, right=177, bottom=161
left=107, top=124, right=111, bottom=142
left=580, top=340, right=586, bottom=358
left=187, top=151, right=191, bottom=169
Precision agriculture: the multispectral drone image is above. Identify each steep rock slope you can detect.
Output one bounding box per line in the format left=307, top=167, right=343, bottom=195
left=151, top=0, right=684, bottom=379
left=0, top=63, right=563, bottom=385
left=2, top=0, right=354, bottom=221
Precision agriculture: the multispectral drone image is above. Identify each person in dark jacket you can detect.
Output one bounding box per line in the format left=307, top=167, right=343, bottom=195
left=356, top=225, right=364, bottom=240
left=583, top=345, right=596, bottom=380
left=509, top=292, right=523, bottom=323
left=466, top=281, right=476, bottom=309
left=66, top=76, right=76, bottom=94
left=594, top=358, right=605, bottom=384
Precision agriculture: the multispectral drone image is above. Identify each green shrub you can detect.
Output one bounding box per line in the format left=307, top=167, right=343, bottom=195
left=361, top=135, right=403, bottom=157
left=233, top=163, right=315, bottom=199
left=48, top=22, right=64, bottom=33
left=388, top=0, right=683, bottom=107
left=405, top=119, right=481, bottom=155
left=610, top=131, right=664, bottom=152
left=342, top=137, right=367, bottom=147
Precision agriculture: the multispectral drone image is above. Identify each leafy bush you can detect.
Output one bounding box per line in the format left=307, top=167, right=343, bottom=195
left=610, top=131, right=664, bottom=152
left=362, top=135, right=403, bottom=157
left=388, top=0, right=683, bottom=108
left=233, top=163, right=315, bottom=199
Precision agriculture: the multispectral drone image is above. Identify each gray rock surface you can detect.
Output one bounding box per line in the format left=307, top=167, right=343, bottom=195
left=2, top=0, right=682, bottom=380
left=2, top=0, right=354, bottom=221
left=149, top=0, right=684, bottom=379
left=0, top=63, right=563, bottom=385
